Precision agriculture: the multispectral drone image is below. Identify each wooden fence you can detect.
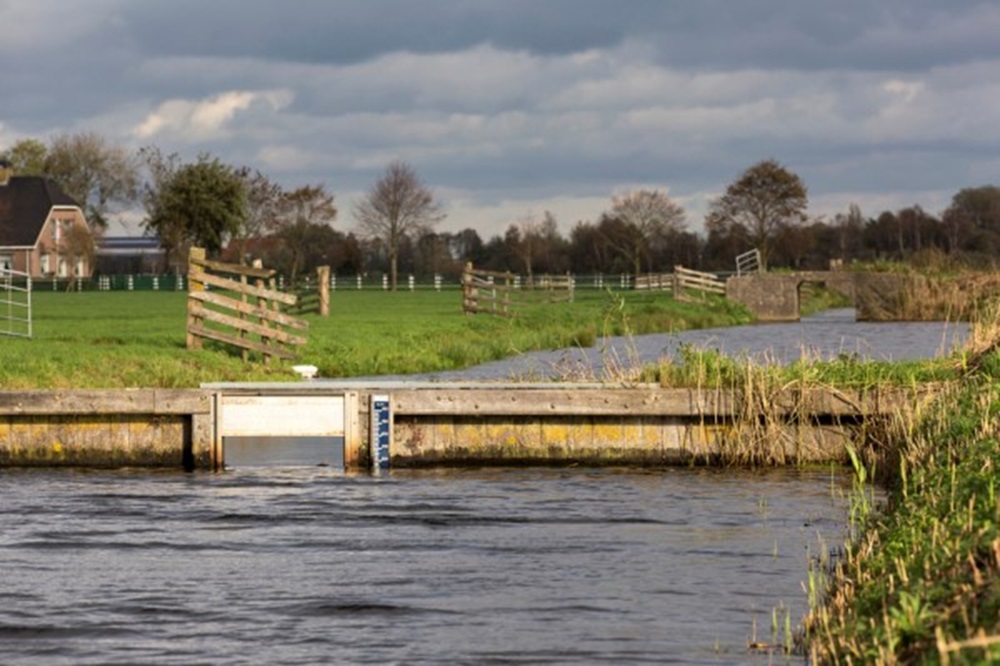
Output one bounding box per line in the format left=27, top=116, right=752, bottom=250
left=288, top=266, right=331, bottom=317
left=673, top=265, right=727, bottom=302
left=461, top=263, right=573, bottom=316
left=633, top=273, right=675, bottom=291
left=186, top=247, right=308, bottom=362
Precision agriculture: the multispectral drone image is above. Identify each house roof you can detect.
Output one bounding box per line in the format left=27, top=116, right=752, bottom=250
left=0, top=176, right=81, bottom=248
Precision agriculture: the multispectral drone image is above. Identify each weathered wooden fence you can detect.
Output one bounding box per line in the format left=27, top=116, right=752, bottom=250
left=288, top=266, right=331, bottom=317
left=633, top=273, right=675, bottom=291
left=673, top=265, right=726, bottom=302
left=461, top=263, right=573, bottom=316
left=186, top=247, right=308, bottom=362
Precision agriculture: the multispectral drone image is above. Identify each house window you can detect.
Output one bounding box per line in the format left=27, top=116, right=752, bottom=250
left=40, top=253, right=50, bottom=275
left=0, top=254, right=12, bottom=272
left=58, top=257, right=68, bottom=278
left=76, top=256, right=86, bottom=277
left=53, top=219, right=62, bottom=244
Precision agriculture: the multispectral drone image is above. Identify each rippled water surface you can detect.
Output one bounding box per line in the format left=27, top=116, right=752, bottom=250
left=361, top=308, right=969, bottom=382
left=1, top=467, right=851, bottom=665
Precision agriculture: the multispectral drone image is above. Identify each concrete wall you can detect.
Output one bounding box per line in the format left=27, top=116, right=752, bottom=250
left=1, top=383, right=928, bottom=470
left=727, top=272, right=917, bottom=322
left=0, top=390, right=212, bottom=468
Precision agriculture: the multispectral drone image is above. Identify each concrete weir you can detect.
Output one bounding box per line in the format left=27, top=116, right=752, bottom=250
left=0, top=382, right=924, bottom=470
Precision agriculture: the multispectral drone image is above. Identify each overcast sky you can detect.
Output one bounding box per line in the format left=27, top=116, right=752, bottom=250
left=2, top=0, right=999, bottom=238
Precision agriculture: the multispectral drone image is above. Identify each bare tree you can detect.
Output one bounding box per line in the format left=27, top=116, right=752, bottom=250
left=275, top=185, right=338, bottom=283
left=45, top=132, right=139, bottom=229
left=510, top=212, right=541, bottom=282
left=61, top=222, right=97, bottom=290
left=234, top=168, right=285, bottom=264
left=354, top=160, right=444, bottom=290
left=601, top=188, right=686, bottom=275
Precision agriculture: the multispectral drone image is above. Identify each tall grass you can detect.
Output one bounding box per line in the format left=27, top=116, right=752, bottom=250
left=802, top=306, right=1000, bottom=664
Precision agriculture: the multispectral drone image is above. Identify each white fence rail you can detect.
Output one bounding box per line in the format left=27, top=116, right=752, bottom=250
left=0, top=268, right=32, bottom=338
left=633, top=273, right=675, bottom=291
left=736, top=249, right=762, bottom=276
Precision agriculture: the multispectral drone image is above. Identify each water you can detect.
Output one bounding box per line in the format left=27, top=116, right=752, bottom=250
left=0, top=467, right=851, bottom=665
left=359, top=308, right=969, bottom=382
left=3, top=311, right=946, bottom=664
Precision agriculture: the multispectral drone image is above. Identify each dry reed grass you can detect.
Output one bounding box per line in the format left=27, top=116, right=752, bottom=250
left=801, top=303, right=1000, bottom=664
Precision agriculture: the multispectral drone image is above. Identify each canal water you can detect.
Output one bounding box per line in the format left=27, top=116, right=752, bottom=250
left=0, top=466, right=851, bottom=665
left=0, top=311, right=962, bottom=664
left=364, top=308, right=970, bottom=382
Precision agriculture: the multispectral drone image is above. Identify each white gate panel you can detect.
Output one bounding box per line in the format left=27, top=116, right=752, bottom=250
left=221, top=395, right=345, bottom=437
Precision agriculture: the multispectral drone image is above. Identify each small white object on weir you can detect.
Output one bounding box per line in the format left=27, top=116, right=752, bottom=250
left=292, top=365, right=319, bottom=380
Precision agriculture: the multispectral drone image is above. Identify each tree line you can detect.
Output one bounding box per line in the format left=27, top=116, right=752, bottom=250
left=5, top=133, right=1000, bottom=288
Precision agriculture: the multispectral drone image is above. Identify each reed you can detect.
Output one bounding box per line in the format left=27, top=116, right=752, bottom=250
left=801, top=332, right=1000, bottom=663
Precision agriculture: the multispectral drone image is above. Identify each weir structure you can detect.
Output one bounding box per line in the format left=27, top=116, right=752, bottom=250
left=0, top=381, right=929, bottom=470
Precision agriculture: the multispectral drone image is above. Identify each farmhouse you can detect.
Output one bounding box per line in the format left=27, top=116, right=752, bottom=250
left=0, top=160, right=93, bottom=278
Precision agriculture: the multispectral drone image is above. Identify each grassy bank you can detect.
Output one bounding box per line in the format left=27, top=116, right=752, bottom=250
left=803, top=335, right=1000, bottom=663
left=0, top=289, right=751, bottom=389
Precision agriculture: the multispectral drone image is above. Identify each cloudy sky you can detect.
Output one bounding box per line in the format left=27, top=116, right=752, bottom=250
left=2, top=0, right=999, bottom=238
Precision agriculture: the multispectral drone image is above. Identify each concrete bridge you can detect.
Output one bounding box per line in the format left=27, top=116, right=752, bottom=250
left=726, top=271, right=910, bottom=322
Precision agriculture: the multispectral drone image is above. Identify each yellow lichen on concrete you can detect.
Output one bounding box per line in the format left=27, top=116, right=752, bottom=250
left=592, top=420, right=625, bottom=449
left=540, top=422, right=576, bottom=451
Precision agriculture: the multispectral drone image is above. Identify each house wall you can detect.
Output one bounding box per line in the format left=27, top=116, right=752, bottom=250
left=2, top=249, right=32, bottom=274
left=32, top=209, right=93, bottom=279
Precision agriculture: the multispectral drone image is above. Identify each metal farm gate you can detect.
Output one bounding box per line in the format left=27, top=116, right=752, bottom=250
left=0, top=267, right=32, bottom=338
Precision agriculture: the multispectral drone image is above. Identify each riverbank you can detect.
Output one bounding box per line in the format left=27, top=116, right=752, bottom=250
left=0, top=290, right=751, bottom=389
left=804, top=338, right=1000, bottom=663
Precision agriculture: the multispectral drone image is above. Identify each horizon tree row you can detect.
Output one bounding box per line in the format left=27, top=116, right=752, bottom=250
left=5, top=133, right=1000, bottom=286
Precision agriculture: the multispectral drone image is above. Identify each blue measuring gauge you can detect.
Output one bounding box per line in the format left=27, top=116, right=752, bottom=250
left=370, top=394, right=391, bottom=472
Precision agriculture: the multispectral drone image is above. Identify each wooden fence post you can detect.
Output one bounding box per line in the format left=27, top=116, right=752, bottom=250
left=318, top=265, right=330, bottom=317
left=252, top=258, right=270, bottom=364
left=186, top=247, right=206, bottom=350
left=462, top=262, right=476, bottom=314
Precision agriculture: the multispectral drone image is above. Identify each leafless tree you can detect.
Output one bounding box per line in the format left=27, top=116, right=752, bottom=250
left=275, top=185, right=338, bottom=283
left=45, top=132, right=139, bottom=229
left=602, top=188, right=686, bottom=275
left=61, top=222, right=97, bottom=290
left=234, top=168, right=285, bottom=264
left=354, top=160, right=444, bottom=290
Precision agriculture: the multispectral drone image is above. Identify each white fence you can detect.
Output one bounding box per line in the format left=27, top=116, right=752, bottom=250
left=0, top=268, right=32, bottom=338
left=736, top=249, right=762, bottom=276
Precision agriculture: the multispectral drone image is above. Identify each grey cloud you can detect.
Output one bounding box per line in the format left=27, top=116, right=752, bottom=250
left=109, top=0, right=1000, bottom=72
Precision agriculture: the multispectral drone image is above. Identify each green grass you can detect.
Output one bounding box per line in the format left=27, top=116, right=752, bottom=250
left=641, top=343, right=959, bottom=390
left=804, top=350, right=1000, bottom=664
left=0, top=289, right=752, bottom=388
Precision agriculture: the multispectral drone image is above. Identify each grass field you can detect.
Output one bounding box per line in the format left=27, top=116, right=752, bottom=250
left=0, top=288, right=752, bottom=388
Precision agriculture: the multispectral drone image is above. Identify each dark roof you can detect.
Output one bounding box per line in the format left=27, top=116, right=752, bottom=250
left=0, top=176, right=81, bottom=247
